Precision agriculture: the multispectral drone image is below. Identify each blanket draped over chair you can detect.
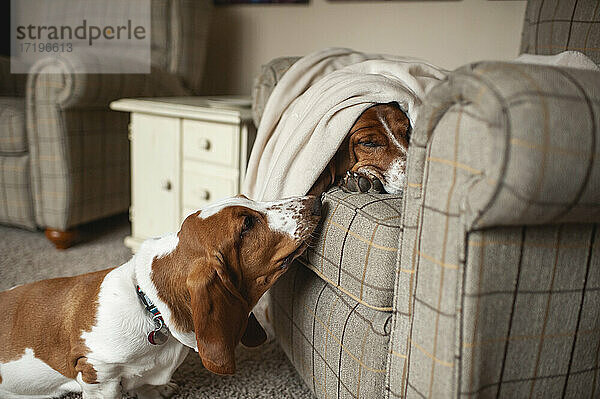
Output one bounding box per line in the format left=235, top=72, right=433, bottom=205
left=243, top=47, right=598, bottom=202
left=242, top=48, right=447, bottom=201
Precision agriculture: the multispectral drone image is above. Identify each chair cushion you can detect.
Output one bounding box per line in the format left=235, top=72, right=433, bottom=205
left=0, top=97, right=27, bottom=153
left=304, top=187, right=403, bottom=311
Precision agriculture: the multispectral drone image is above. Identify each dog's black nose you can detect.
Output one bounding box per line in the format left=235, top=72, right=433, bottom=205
left=312, top=195, right=322, bottom=216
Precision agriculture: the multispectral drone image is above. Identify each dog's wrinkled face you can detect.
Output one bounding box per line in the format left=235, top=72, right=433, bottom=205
left=188, top=195, right=321, bottom=304
left=347, top=103, right=410, bottom=194
left=152, top=195, right=321, bottom=375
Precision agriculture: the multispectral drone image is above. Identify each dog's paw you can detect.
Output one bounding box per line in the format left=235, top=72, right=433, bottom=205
left=130, top=381, right=179, bottom=399
left=340, top=171, right=385, bottom=193
left=155, top=382, right=179, bottom=398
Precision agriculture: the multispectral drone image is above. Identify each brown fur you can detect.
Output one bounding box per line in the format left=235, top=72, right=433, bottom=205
left=0, top=196, right=320, bottom=384
left=309, top=102, right=410, bottom=195
left=0, top=268, right=112, bottom=383
left=151, top=198, right=320, bottom=375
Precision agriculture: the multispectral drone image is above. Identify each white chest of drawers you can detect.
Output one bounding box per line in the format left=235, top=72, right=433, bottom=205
left=110, top=97, right=256, bottom=251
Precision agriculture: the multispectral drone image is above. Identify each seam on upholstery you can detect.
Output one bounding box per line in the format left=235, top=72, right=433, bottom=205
left=338, top=302, right=360, bottom=399
left=298, top=258, right=394, bottom=312
left=307, top=249, right=397, bottom=292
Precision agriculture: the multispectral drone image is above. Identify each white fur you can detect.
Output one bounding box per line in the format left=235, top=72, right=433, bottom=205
left=199, top=196, right=308, bottom=239
left=0, top=198, right=312, bottom=398
left=81, top=260, right=189, bottom=398
left=133, top=234, right=199, bottom=351
left=0, top=348, right=80, bottom=398
left=374, top=114, right=408, bottom=195
left=382, top=158, right=406, bottom=195
left=0, top=236, right=189, bottom=399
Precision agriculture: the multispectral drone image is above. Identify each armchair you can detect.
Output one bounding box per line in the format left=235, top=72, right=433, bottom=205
left=253, top=0, right=600, bottom=397
left=0, top=0, right=211, bottom=248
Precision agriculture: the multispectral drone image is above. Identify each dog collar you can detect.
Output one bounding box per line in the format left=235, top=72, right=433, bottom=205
left=136, top=285, right=170, bottom=345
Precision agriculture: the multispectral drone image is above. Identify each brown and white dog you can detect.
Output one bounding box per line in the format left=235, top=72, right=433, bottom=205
left=0, top=195, right=321, bottom=399
left=309, top=102, right=411, bottom=196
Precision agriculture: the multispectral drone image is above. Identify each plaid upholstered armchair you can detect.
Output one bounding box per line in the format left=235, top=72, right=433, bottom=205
left=0, top=0, right=211, bottom=248
left=252, top=1, right=600, bottom=397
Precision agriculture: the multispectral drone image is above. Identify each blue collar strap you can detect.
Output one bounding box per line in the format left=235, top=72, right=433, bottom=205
left=136, top=285, right=170, bottom=345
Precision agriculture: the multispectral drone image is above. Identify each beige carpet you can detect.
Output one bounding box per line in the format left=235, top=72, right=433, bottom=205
left=0, top=215, right=314, bottom=399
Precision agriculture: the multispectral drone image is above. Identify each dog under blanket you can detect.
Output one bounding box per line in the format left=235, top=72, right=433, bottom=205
left=243, top=48, right=599, bottom=202
left=242, top=47, right=447, bottom=201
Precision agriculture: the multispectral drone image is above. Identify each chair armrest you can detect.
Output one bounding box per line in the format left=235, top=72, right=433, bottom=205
left=252, top=56, right=301, bottom=127
left=26, top=53, right=189, bottom=110
left=0, top=56, right=26, bottom=97
left=24, top=53, right=190, bottom=230
left=387, top=61, right=600, bottom=398
left=305, top=187, right=403, bottom=311
left=411, top=61, right=600, bottom=230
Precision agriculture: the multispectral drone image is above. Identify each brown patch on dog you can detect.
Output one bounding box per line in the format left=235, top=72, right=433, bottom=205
left=75, top=357, right=98, bottom=384
left=151, top=199, right=320, bottom=374
left=309, top=102, right=410, bottom=195
left=0, top=268, right=112, bottom=382
left=348, top=103, right=409, bottom=174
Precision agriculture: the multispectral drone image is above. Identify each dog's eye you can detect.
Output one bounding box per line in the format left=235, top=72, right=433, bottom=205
left=359, top=141, right=381, bottom=148
left=241, top=215, right=255, bottom=237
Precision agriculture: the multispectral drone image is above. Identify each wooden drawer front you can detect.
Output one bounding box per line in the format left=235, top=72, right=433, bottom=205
left=183, top=169, right=238, bottom=210
left=183, top=119, right=239, bottom=168
left=130, top=113, right=180, bottom=238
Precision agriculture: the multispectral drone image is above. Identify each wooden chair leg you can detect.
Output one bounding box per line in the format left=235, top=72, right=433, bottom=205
left=45, top=228, right=79, bottom=250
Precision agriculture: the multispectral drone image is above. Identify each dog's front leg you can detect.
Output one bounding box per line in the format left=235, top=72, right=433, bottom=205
left=129, top=381, right=179, bottom=399
left=78, top=376, right=123, bottom=399
left=74, top=357, right=124, bottom=399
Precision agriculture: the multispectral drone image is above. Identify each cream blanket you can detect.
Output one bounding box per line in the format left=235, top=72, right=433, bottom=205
left=243, top=48, right=598, bottom=201
left=242, top=48, right=447, bottom=201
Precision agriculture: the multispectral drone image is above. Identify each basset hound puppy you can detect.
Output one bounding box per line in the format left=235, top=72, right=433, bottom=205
left=309, top=102, right=411, bottom=196
left=0, top=195, right=321, bottom=399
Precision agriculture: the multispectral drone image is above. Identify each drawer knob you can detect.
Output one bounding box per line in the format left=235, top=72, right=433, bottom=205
left=198, top=138, right=211, bottom=151
left=162, top=180, right=172, bottom=191
left=199, top=189, right=210, bottom=201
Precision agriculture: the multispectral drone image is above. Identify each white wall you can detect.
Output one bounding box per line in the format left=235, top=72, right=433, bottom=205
left=202, top=0, right=528, bottom=95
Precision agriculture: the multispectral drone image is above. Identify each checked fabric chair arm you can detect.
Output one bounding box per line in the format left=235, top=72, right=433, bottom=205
left=25, top=53, right=190, bottom=231
left=252, top=56, right=301, bottom=127
left=388, top=62, right=600, bottom=398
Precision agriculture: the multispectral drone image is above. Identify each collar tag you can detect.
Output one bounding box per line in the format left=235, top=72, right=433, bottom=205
left=136, top=285, right=170, bottom=345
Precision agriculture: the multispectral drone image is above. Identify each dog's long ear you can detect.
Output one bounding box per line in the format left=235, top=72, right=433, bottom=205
left=309, top=159, right=338, bottom=196
left=327, top=159, right=337, bottom=186
left=187, top=259, right=251, bottom=375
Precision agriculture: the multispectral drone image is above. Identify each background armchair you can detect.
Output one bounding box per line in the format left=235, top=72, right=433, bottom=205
left=0, top=0, right=211, bottom=248
left=253, top=0, right=600, bottom=397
